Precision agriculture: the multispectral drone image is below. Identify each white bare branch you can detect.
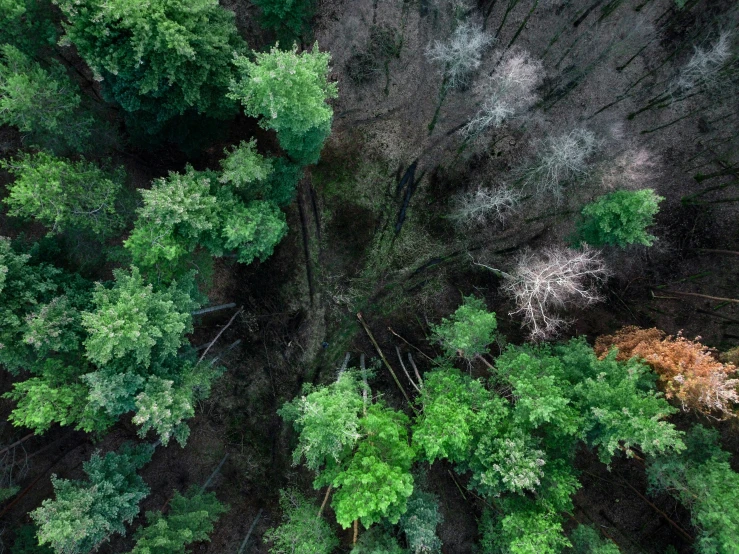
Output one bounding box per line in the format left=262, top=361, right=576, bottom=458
left=501, top=246, right=609, bottom=341
left=672, top=31, right=734, bottom=94
left=426, top=22, right=493, bottom=90
left=449, top=185, right=522, bottom=228
left=463, top=49, right=544, bottom=137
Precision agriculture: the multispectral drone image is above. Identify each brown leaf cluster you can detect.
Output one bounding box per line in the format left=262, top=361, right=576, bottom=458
left=595, top=326, right=739, bottom=419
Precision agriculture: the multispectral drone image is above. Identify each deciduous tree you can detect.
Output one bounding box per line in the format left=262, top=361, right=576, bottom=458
left=263, top=489, right=338, bottom=554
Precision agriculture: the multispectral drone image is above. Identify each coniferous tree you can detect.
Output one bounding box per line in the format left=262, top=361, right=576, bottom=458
left=128, top=488, right=228, bottom=554
left=31, top=443, right=154, bottom=554
left=1, top=152, right=125, bottom=236
left=53, top=0, right=246, bottom=130
left=263, top=489, right=338, bottom=554
left=0, top=45, right=93, bottom=153
left=229, top=44, right=338, bottom=165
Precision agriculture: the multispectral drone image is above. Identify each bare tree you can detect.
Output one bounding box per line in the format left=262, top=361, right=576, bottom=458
left=482, top=247, right=609, bottom=341
left=463, top=49, right=544, bottom=137
left=426, top=22, right=493, bottom=90
left=449, top=185, right=522, bottom=228
left=672, top=31, right=734, bottom=95
left=517, top=128, right=598, bottom=200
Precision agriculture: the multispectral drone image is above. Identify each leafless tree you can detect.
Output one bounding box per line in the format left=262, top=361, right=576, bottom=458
left=426, top=22, right=493, bottom=90
left=463, top=49, right=544, bottom=137
left=449, top=185, right=522, bottom=228
left=672, top=31, right=734, bottom=95
left=517, top=128, right=598, bottom=200
left=477, top=246, right=609, bottom=341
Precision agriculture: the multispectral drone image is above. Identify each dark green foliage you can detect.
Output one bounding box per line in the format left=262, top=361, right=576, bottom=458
left=31, top=443, right=154, bottom=554
left=569, top=525, right=620, bottom=554
left=252, top=0, right=316, bottom=44
left=263, top=489, right=339, bottom=554
left=399, top=490, right=443, bottom=553
left=54, top=0, right=246, bottom=131
left=648, top=426, right=739, bottom=554
left=10, top=525, right=54, bottom=554
left=0, top=45, right=93, bottom=153
left=351, top=527, right=407, bottom=554
left=430, top=295, right=497, bottom=359
left=573, top=189, right=663, bottom=248
left=229, top=44, right=338, bottom=165
left=129, top=487, right=228, bottom=554
left=1, top=152, right=125, bottom=236
left=0, top=0, right=57, bottom=56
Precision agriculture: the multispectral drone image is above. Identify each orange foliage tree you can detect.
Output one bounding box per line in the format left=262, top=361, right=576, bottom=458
left=595, top=326, right=738, bottom=419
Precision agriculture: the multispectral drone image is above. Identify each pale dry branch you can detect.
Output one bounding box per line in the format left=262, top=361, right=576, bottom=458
left=426, top=22, right=493, bottom=90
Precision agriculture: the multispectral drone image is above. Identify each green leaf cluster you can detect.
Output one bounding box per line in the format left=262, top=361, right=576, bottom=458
left=573, top=189, right=663, bottom=248
left=569, top=525, right=620, bottom=554
left=430, top=295, right=497, bottom=359
left=54, top=0, right=246, bottom=129
left=648, top=426, right=739, bottom=554
left=31, top=443, right=154, bottom=554
left=0, top=0, right=58, bottom=56
left=0, top=45, right=93, bottom=154
left=129, top=487, right=228, bottom=554
left=125, top=159, right=288, bottom=279
left=263, top=489, right=339, bottom=554
left=229, top=44, right=338, bottom=165
left=281, top=372, right=416, bottom=529
left=351, top=526, right=406, bottom=554
left=2, top=151, right=125, bottom=236
left=399, top=490, right=443, bottom=554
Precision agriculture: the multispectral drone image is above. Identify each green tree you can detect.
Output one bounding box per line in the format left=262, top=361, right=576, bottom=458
left=573, top=189, right=663, bottom=248
left=1, top=151, right=125, bottom=236
left=81, top=267, right=197, bottom=368
left=263, top=489, right=338, bottom=554
left=399, top=490, right=443, bottom=554
left=129, top=488, right=228, bottom=554
left=10, top=524, right=54, bottom=554
left=53, top=0, right=246, bottom=129
left=229, top=44, right=338, bottom=164
left=430, top=295, right=497, bottom=359
left=252, top=0, right=316, bottom=44
left=0, top=45, right=93, bottom=153
left=569, top=525, right=620, bottom=554
left=351, top=526, right=406, bottom=554
left=125, top=166, right=288, bottom=279
left=480, top=501, right=571, bottom=554
left=32, top=443, right=154, bottom=554
left=0, top=0, right=57, bottom=55
left=648, top=426, right=739, bottom=554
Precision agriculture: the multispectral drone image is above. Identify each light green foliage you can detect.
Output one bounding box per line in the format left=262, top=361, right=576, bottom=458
left=574, top=189, right=663, bottom=248
left=0, top=45, right=92, bottom=153
left=329, top=403, right=415, bottom=528
left=263, top=489, right=339, bottom=554
left=219, top=140, right=274, bottom=191
left=495, top=339, right=684, bottom=464
left=10, top=524, right=54, bottom=554
left=54, top=0, right=246, bottom=127
left=252, top=0, right=316, bottom=43
left=133, top=362, right=222, bottom=446
left=413, top=368, right=506, bottom=464
left=82, top=267, right=197, bottom=368
left=468, top=431, right=547, bottom=497
left=399, top=490, right=443, bottom=554
left=430, top=295, right=497, bottom=359
left=32, top=443, right=153, bottom=554
left=569, top=525, right=620, bottom=554
left=351, top=527, right=406, bottom=554
left=648, top=426, right=739, bottom=554
left=279, top=372, right=364, bottom=472
left=229, top=44, right=338, bottom=164
left=2, top=152, right=124, bottom=236
left=126, top=166, right=287, bottom=277
left=129, top=488, right=228, bottom=554
left=480, top=501, right=571, bottom=554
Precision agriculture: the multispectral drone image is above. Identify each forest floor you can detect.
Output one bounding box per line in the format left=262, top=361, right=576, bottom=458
left=2, top=0, right=739, bottom=552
